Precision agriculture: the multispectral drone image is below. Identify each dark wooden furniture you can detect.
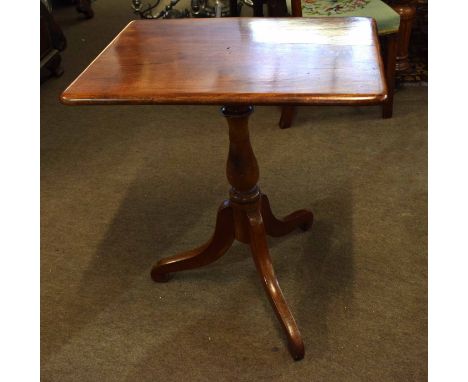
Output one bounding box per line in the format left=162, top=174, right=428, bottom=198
left=410, top=0, right=427, bottom=67
left=233, top=0, right=288, bottom=17
left=61, top=18, right=387, bottom=360
left=387, top=0, right=417, bottom=72
left=40, top=1, right=66, bottom=80
left=76, top=0, right=94, bottom=18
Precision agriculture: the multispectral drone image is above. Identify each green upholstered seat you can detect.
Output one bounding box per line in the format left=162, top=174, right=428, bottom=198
left=286, top=0, right=400, bottom=35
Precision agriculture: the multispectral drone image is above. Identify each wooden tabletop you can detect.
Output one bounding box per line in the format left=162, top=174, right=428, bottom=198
left=61, top=18, right=387, bottom=106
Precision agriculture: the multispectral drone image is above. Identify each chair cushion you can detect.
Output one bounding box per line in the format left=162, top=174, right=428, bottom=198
left=286, top=0, right=400, bottom=35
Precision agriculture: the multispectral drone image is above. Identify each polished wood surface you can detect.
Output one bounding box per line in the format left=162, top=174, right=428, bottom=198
left=61, top=18, right=387, bottom=106
left=278, top=1, right=396, bottom=127
left=151, top=105, right=313, bottom=360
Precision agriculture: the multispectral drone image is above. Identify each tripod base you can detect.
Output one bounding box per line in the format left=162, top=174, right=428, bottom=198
left=151, top=193, right=313, bottom=360
left=152, top=104, right=313, bottom=360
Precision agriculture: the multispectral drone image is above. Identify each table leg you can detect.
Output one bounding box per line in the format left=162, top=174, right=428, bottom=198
left=261, top=194, right=313, bottom=237
left=151, top=105, right=313, bottom=360
left=247, top=207, right=305, bottom=360
left=151, top=200, right=235, bottom=282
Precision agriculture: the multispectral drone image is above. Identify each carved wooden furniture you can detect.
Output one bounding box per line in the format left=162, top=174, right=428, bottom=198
left=279, top=0, right=399, bottom=128
left=40, top=0, right=66, bottom=81
left=60, top=18, right=387, bottom=360
left=387, top=0, right=417, bottom=72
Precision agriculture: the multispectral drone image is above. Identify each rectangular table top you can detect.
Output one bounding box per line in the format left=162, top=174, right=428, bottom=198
left=61, top=18, right=387, bottom=106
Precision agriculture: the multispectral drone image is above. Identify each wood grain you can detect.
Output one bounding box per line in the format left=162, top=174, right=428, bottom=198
left=61, top=18, right=387, bottom=106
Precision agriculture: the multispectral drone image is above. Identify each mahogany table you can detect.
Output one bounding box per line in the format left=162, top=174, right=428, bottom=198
left=61, top=18, right=387, bottom=360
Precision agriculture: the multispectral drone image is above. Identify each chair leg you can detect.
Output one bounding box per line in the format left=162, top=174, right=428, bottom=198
left=279, top=106, right=296, bottom=129
left=382, top=33, right=398, bottom=119
left=391, top=3, right=417, bottom=72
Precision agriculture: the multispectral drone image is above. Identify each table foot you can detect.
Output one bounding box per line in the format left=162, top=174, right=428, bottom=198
left=151, top=200, right=235, bottom=282
left=247, top=208, right=305, bottom=360
left=261, top=194, right=314, bottom=237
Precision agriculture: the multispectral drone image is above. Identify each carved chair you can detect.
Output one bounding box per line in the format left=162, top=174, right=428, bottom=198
left=279, top=0, right=400, bottom=128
